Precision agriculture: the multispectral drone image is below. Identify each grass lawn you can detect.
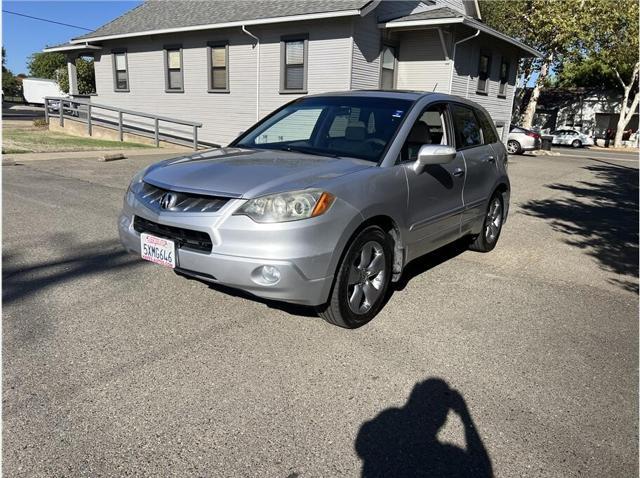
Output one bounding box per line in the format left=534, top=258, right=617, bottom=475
left=2, top=121, right=154, bottom=154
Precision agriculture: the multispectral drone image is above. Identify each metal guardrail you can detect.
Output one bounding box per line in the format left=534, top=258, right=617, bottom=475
left=43, top=96, right=203, bottom=150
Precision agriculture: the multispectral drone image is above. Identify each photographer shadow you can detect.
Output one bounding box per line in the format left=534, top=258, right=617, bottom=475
left=355, top=378, right=493, bottom=478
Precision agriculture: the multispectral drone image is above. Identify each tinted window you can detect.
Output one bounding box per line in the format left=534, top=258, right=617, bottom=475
left=451, top=105, right=482, bottom=148
left=475, top=110, right=498, bottom=144
left=236, top=96, right=413, bottom=162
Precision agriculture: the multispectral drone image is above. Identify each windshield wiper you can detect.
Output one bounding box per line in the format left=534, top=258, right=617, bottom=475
left=276, top=145, right=342, bottom=159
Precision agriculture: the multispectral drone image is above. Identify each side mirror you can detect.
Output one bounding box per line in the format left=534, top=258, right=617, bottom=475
left=412, top=144, right=457, bottom=173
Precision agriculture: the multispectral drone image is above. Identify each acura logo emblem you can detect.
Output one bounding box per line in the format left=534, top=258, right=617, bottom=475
left=160, top=192, right=177, bottom=210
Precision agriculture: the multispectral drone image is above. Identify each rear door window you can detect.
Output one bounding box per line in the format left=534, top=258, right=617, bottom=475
left=451, top=104, right=482, bottom=149
left=475, top=109, right=498, bottom=144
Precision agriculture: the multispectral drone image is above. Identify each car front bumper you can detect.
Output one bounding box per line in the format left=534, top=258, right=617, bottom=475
left=118, top=191, right=358, bottom=306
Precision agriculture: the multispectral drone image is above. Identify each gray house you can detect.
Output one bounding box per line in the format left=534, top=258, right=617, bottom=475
left=45, top=0, right=539, bottom=146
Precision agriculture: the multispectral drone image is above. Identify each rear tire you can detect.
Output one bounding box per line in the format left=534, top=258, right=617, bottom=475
left=507, top=140, right=522, bottom=155
left=469, top=193, right=504, bottom=253
left=317, top=226, right=393, bottom=328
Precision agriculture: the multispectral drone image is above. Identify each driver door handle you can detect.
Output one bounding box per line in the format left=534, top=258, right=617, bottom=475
left=453, top=168, right=465, bottom=177
left=487, top=155, right=496, bottom=162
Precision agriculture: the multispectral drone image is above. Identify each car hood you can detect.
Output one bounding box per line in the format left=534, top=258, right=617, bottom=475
left=143, top=147, right=373, bottom=198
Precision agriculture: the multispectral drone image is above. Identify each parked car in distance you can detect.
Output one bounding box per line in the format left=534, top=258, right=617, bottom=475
left=550, top=129, right=594, bottom=148
left=507, top=125, right=542, bottom=154
left=119, top=91, right=510, bottom=328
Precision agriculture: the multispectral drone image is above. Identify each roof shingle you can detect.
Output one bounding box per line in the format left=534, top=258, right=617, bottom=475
left=386, top=6, right=462, bottom=23
left=74, top=0, right=369, bottom=40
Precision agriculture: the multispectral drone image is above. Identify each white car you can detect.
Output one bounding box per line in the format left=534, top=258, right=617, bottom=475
left=550, top=129, right=594, bottom=148
left=507, top=126, right=542, bottom=154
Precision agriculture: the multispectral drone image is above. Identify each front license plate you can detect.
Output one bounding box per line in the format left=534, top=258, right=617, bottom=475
left=140, top=233, right=176, bottom=269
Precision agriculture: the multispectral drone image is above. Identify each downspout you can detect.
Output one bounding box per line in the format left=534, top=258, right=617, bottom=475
left=448, top=29, right=480, bottom=95
left=241, top=25, right=260, bottom=121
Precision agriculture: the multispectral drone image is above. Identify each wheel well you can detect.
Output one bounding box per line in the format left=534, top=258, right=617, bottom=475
left=495, top=183, right=508, bottom=195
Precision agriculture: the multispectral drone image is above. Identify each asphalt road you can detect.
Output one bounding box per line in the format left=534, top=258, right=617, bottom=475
left=3, top=148, right=638, bottom=477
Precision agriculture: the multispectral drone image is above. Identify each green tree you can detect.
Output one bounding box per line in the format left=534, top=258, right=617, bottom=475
left=576, top=0, right=639, bottom=147
left=57, top=57, right=96, bottom=95
left=27, top=51, right=96, bottom=95
left=26, top=51, right=66, bottom=79
left=551, top=58, right=622, bottom=90
left=2, top=47, right=22, bottom=98
left=482, top=0, right=585, bottom=128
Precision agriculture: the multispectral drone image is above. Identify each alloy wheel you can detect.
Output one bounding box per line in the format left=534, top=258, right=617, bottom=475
left=347, top=241, right=386, bottom=314
left=485, top=197, right=503, bottom=243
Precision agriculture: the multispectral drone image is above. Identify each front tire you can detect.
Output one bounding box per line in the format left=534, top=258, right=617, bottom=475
left=317, top=226, right=393, bottom=328
left=469, top=193, right=504, bottom=253
left=507, top=140, right=522, bottom=155
left=571, top=139, right=582, bottom=148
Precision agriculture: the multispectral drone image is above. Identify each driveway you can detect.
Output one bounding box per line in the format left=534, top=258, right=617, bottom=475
left=2, top=102, right=45, bottom=120
left=3, top=151, right=638, bottom=477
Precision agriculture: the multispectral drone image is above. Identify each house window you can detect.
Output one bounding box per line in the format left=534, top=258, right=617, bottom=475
left=566, top=113, right=575, bottom=127
left=498, top=58, right=509, bottom=97
left=380, top=46, right=397, bottom=90
left=280, top=36, right=308, bottom=93
left=208, top=42, right=229, bottom=92
left=112, top=50, right=129, bottom=92
left=477, top=52, right=491, bottom=94
left=164, top=46, right=183, bottom=92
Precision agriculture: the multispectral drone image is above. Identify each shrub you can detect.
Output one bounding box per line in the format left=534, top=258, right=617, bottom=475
left=33, top=118, right=48, bottom=128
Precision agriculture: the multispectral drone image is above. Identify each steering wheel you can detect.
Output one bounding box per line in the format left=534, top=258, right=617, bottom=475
left=363, top=138, right=386, bottom=153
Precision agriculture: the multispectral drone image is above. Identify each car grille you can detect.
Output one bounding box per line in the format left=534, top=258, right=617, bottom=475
left=133, top=216, right=213, bottom=253
left=138, top=182, right=229, bottom=213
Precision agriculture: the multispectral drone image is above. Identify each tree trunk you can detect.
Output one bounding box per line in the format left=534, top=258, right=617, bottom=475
left=613, top=63, right=640, bottom=148
left=522, top=55, right=552, bottom=129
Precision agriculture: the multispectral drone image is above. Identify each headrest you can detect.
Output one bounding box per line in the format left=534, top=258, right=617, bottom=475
left=345, top=121, right=366, bottom=141
left=408, top=120, right=431, bottom=143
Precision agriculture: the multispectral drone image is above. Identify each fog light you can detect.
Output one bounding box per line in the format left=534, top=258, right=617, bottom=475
left=260, top=265, right=281, bottom=284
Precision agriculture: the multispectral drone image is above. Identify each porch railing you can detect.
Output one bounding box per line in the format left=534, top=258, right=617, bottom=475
left=43, top=97, right=204, bottom=150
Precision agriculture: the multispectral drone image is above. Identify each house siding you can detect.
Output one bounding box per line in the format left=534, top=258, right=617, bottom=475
left=255, top=19, right=351, bottom=119
left=92, top=18, right=351, bottom=146
left=450, top=34, right=519, bottom=140
left=396, top=29, right=451, bottom=93
left=350, top=14, right=381, bottom=89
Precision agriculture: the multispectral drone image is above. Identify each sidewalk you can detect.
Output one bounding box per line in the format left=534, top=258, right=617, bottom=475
left=588, top=145, right=639, bottom=154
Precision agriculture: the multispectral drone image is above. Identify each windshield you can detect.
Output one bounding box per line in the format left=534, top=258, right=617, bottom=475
left=234, top=96, right=413, bottom=162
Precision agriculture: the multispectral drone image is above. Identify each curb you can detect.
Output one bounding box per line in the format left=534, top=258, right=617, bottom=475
left=2, top=148, right=188, bottom=162
left=531, top=150, right=561, bottom=156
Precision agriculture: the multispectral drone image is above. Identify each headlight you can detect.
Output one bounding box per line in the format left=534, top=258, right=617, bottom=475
left=235, top=190, right=335, bottom=223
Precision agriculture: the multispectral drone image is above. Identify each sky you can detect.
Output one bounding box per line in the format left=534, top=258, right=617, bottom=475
left=2, top=1, right=141, bottom=74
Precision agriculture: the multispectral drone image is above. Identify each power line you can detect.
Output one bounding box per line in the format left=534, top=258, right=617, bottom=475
left=2, top=10, right=93, bottom=31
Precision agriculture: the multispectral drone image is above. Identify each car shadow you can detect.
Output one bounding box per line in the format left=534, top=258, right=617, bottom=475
left=176, top=271, right=318, bottom=318
left=520, top=162, right=639, bottom=293
left=392, top=238, right=470, bottom=292
left=179, top=239, right=470, bottom=320
left=355, top=377, right=493, bottom=477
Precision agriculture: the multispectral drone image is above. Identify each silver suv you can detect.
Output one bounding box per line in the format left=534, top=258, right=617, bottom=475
left=119, top=91, right=509, bottom=328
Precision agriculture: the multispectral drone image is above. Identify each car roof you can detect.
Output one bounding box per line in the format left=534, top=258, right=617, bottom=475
left=302, top=90, right=491, bottom=112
